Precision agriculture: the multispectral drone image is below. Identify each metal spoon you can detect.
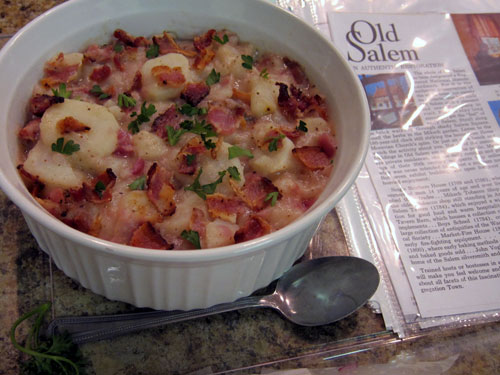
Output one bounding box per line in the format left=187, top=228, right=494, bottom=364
left=47, top=256, right=379, bottom=344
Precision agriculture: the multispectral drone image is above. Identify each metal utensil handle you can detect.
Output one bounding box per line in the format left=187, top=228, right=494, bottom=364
left=48, top=295, right=264, bottom=344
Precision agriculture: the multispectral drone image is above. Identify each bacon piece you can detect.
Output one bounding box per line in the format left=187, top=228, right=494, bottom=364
left=206, top=193, right=244, bottom=223
left=129, top=222, right=173, bottom=250
left=234, top=216, right=271, bottom=244
left=189, top=207, right=208, bottom=239
left=84, top=44, right=114, bottom=63
left=230, top=172, right=280, bottom=210
left=280, top=126, right=302, bottom=141
left=318, top=133, right=337, bottom=158
left=153, top=31, right=197, bottom=57
left=113, top=53, right=124, bottom=72
left=17, top=164, right=45, bottom=197
left=113, top=29, right=150, bottom=47
left=132, top=158, right=145, bottom=175
left=90, top=65, right=111, bottom=82
left=29, top=94, right=64, bottom=116
left=48, top=187, right=65, bottom=204
left=146, top=163, right=176, bottom=216
left=194, top=29, right=216, bottom=52
left=129, top=71, right=142, bottom=92
left=151, top=65, right=186, bottom=87
left=276, top=82, right=297, bottom=120
left=57, top=116, right=90, bottom=134
left=84, top=168, right=117, bottom=203
left=232, top=88, right=251, bottom=105
left=19, top=118, right=41, bottom=145
left=276, top=82, right=329, bottom=121
left=61, top=210, right=92, bottom=234
left=292, top=146, right=331, bottom=170
left=113, top=129, right=135, bottom=157
left=181, top=82, right=210, bottom=106
left=176, top=137, right=206, bottom=175
left=207, top=106, right=240, bottom=135
left=193, top=48, right=215, bottom=70
left=283, top=57, right=307, bottom=85
left=151, top=104, right=183, bottom=138
left=42, top=53, right=80, bottom=87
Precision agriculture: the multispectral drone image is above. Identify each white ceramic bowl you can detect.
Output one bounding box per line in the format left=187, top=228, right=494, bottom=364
left=0, top=0, right=369, bottom=310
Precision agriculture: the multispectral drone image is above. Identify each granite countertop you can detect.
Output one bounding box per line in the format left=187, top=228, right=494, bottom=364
left=1, top=1, right=500, bottom=374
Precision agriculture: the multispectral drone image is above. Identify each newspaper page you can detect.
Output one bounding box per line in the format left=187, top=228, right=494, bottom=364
left=328, top=12, right=500, bottom=319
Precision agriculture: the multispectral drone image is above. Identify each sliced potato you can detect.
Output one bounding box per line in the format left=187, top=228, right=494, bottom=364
left=39, top=99, right=120, bottom=173
left=250, top=78, right=279, bottom=117
left=132, top=130, right=168, bottom=160
left=23, top=142, right=85, bottom=189
left=250, top=137, right=299, bottom=176
left=141, top=53, right=191, bottom=101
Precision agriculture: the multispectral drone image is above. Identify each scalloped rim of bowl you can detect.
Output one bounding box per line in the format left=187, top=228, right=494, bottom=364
left=0, top=0, right=370, bottom=263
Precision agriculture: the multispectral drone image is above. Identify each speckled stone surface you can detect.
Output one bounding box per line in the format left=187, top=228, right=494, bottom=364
left=1, top=2, right=500, bottom=374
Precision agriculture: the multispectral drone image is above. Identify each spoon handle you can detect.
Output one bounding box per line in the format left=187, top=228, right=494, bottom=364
left=47, top=295, right=263, bottom=344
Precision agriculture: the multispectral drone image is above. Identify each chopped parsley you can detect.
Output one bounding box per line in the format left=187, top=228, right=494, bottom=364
left=205, top=69, right=221, bottom=86
left=113, top=43, right=124, bottom=53
left=128, top=175, right=147, bottom=190
left=186, top=154, right=196, bottom=166
left=241, top=55, right=254, bottom=70
left=213, top=34, right=229, bottom=45
left=296, top=120, right=308, bottom=132
left=177, top=103, right=207, bottom=116
left=165, top=126, right=188, bottom=146
left=265, top=191, right=279, bottom=206
left=51, top=137, right=80, bottom=155
left=228, top=145, right=254, bottom=159
left=118, top=93, right=137, bottom=108
left=184, top=168, right=226, bottom=200
left=10, top=302, right=86, bottom=375
left=94, top=180, right=106, bottom=198
left=146, top=43, right=159, bottom=59
left=227, top=166, right=241, bottom=181
left=90, top=85, right=111, bottom=100
left=51, top=83, right=72, bottom=99
left=181, top=230, right=201, bottom=249
left=268, top=134, right=286, bottom=152
left=128, top=102, right=156, bottom=134
left=180, top=119, right=217, bottom=149
left=260, top=68, right=269, bottom=79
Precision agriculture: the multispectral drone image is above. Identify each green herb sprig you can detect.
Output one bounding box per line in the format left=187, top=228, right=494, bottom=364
left=89, top=85, right=111, bottom=100
left=296, top=120, right=308, bottom=132
left=129, top=176, right=147, bottom=190
left=268, top=134, right=286, bottom=152
left=10, top=302, right=86, bottom=375
left=205, top=69, right=221, bottom=86
left=228, top=145, right=254, bottom=159
left=128, top=102, right=157, bottom=134
left=265, top=191, right=279, bottom=206
left=241, top=55, right=254, bottom=70
left=260, top=68, right=269, bottom=79
left=177, top=104, right=207, bottom=117
left=213, top=34, right=229, bottom=45
left=146, top=43, right=159, bottom=59
left=184, top=168, right=226, bottom=200
left=52, top=83, right=72, bottom=99
left=51, top=137, right=80, bottom=155
left=181, top=230, right=201, bottom=249
left=118, top=93, right=136, bottom=108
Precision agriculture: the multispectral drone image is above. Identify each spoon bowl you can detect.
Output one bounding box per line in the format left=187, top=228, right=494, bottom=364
left=48, top=256, right=379, bottom=344
left=266, top=256, right=380, bottom=326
